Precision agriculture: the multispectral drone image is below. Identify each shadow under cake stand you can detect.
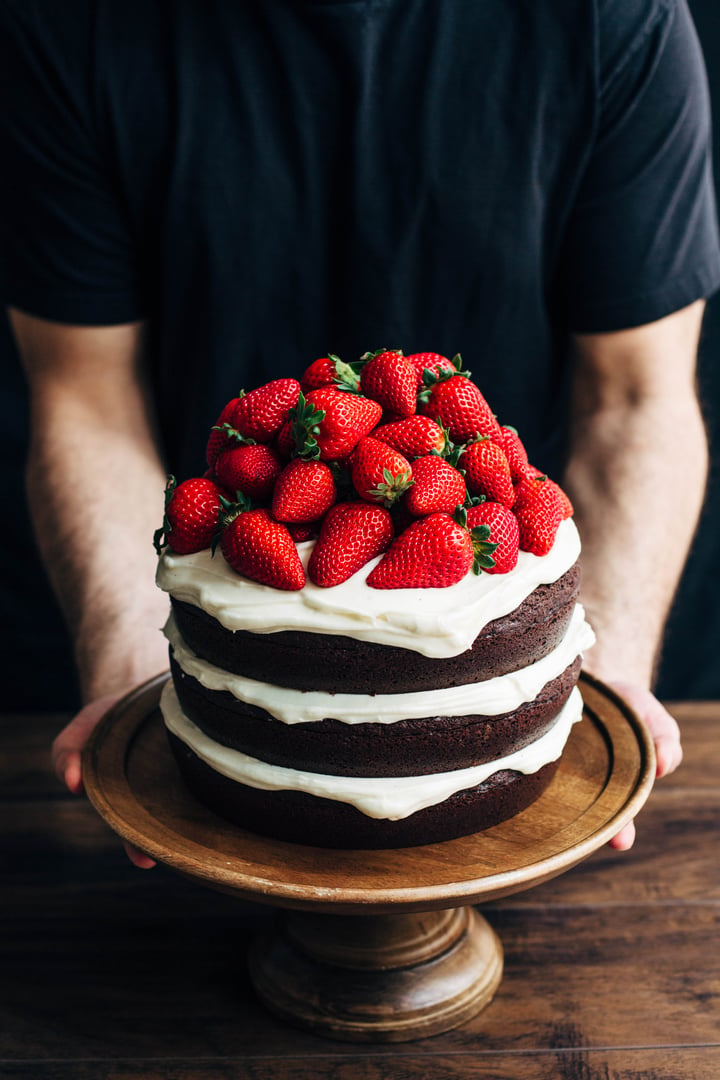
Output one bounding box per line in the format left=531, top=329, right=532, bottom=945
left=83, top=671, right=655, bottom=1043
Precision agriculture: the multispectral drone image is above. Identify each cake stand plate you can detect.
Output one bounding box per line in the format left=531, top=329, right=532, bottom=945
left=83, top=672, right=655, bottom=1043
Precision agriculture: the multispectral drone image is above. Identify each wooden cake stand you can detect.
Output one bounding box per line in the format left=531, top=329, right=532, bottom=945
left=83, top=672, right=655, bottom=1043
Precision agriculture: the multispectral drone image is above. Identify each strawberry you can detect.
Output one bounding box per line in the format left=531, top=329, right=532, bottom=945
left=308, top=501, right=394, bottom=587
left=458, top=438, right=515, bottom=506
left=404, top=455, right=466, bottom=516
left=554, top=483, right=574, bottom=520
left=206, top=397, right=244, bottom=468
left=274, top=419, right=296, bottom=460
left=420, top=375, right=502, bottom=442
left=366, top=512, right=474, bottom=589
left=220, top=509, right=305, bottom=590
left=465, top=502, right=519, bottom=574
left=514, top=473, right=574, bottom=521
left=303, top=387, right=383, bottom=461
left=271, top=458, right=337, bottom=523
left=214, top=443, right=283, bottom=501
left=512, top=475, right=564, bottom=555
left=359, top=350, right=417, bottom=417
left=405, top=352, right=457, bottom=389
left=233, top=378, right=301, bottom=443
left=286, top=520, right=321, bottom=543
left=153, top=475, right=224, bottom=555
left=300, top=354, right=361, bottom=394
left=497, top=426, right=530, bottom=482
left=371, top=415, right=447, bottom=459
left=351, top=436, right=414, bottom=507
left=515, top=463, right=545, bottom=482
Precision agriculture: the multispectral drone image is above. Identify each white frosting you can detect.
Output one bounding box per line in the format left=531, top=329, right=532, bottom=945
left=161, top=681, right=583, bottom=820
left=165, top=603, right=595, bottom=725
left=156, top=518, right=581, bottom=658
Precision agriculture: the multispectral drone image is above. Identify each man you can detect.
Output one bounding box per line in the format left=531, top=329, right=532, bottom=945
left=2, top=0, right=717, bottom=861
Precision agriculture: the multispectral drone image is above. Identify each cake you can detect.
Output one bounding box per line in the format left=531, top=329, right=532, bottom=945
left=154, top=350, right=594, bottom=848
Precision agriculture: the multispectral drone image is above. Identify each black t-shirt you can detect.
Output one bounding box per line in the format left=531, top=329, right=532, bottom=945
left=1, top=0, right=719, bottom=480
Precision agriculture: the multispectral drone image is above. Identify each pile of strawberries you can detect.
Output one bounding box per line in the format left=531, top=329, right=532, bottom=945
left=153, top=350, right=573, bottom=591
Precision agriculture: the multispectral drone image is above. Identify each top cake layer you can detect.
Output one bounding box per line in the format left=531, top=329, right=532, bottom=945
left=157, top=516, right=581, bottom=659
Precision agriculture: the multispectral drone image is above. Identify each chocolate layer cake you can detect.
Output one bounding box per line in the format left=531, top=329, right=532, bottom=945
left=156, top=517, right=594, bottom=848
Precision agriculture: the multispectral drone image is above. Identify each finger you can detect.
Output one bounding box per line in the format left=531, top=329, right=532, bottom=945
left=123, top=842, right=156, bottom=870
left=608, top=819, right=636, bottom=851
left=654, top=732, right=683, bottom=778
left=63, top=752, right=85, bottom=796
left=606, top=681, right=682, bottom=780
left=53, top=748, right=84, bottom=795
left=52, top=695, right=123, bottom=795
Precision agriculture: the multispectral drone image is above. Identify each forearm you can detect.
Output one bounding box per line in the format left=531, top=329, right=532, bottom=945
left=564, top=312, right=708, bottom=687
left=17, top=317, right=170, bottom=701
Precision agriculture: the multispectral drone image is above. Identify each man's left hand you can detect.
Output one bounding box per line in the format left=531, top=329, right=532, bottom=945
left=604, top=681, right=682, bottom=850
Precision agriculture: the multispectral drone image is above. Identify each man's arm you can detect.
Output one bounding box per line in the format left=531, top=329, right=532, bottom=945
left=564, top=300, right=707, bottom=847
left=12, top=311, right=170, bottom=864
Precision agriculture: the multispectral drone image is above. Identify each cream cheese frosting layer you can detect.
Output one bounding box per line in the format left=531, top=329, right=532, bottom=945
left=161, top=681, right=583, bottom=820
left=165, top=602, right=595, bottom=725
left=156, top=518, right=581, bottom=658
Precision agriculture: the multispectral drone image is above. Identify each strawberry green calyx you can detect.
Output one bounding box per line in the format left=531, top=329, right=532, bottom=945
left=434, top=421, right=463, bottom=467
left=360, top=346, right=404, bottom=363
left=287, top=391, right=327, bottom=460
left=416, top=353, right=471, bottom=406
left=210, top=421, right=256, bottom=448
left=218, top=489, right=253, bottom=522
left=209, top=389, right=253, bottom=448
left=153, top=474, right=178, bottom=554
left=212, top=491, right=254, bottom=554
left=470, top=523, right=498, bottom=573
left=453, top=505, right=497, bottom=573
left=326, top=354, right=362, bottom=393
left=368, top=466, right=414, bottom=508
left=207, top=492, right=252, bottom=557
left=463, top=492, right=488, bottom=509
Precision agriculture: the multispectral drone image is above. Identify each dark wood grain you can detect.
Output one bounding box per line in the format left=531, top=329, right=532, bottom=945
left=1, top=702, right=718, bottom=1076
left=3, top=903, right=718, bottom=1059
left=1, top=1052, right=720, bottom=1080
left=0, top=712, right=71, bottom=798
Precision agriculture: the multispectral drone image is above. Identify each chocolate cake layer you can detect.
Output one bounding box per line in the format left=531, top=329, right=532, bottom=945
left=169, top=652, right=581, bottom=777
left=170, top=563, right=580, bottom=694
left=166, top=729, right=561, bottom=848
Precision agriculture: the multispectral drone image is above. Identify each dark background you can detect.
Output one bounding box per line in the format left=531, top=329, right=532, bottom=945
left=3, top=0, right=719, bottom=712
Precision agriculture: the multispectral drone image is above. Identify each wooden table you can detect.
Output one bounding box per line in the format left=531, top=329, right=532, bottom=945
left=2, top=702, right=719, bottom=1079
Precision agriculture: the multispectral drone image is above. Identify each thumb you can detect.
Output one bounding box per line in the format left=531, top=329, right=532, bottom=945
left=52, top=693, right=125, bottom=795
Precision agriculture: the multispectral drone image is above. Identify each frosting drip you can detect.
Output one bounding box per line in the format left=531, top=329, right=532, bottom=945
left=165, top=602, right=594, bottom=725
left=161, top=681, right=583, bottom=820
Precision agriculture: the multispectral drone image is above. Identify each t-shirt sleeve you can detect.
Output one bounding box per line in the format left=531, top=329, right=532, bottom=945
left=0, top=1, right=146, bottom=325
left=557, top=0, right=720, bottom=333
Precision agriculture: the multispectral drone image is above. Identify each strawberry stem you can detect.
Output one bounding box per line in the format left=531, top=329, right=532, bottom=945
left=153, top=475, right=178, bottom=555
left=368, top=467, right=414, bottom=508
left=210, top=421, right=256, bottom=447
left=453, top=505, right=497, bottom=573
left=327, top=354, right=362, bottom=393
left=287, top=391, right=327, bottom=460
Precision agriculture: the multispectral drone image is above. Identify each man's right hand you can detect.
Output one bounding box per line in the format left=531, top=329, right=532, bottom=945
left=53, top=695, right=157, bottom=869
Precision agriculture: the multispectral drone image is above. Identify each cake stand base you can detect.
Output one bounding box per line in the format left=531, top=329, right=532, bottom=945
left=83, top=672, right=655, bottom=1044
left=249, top=906, right=502, bottom=1042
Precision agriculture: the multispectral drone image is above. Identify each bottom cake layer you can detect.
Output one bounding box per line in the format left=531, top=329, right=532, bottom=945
left=166, top=731, right=560, bottom=848
left=161, top=681, right=581, bottom=848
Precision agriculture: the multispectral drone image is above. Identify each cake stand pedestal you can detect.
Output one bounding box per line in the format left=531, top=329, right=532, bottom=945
left=83, top=672, right=655, bottom=1043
